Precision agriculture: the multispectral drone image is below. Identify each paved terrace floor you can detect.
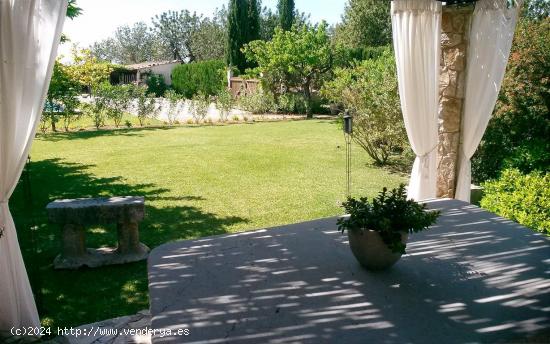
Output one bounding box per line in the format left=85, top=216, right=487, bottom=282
left=148, top=199, right=550, bottom=344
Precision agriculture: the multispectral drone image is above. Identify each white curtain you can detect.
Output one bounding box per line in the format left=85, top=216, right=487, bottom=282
left=0, top=0, right=67, bottom=329
left=391, top=0, right=442, bottom=200
left=455, top=0, right=521, bottom=201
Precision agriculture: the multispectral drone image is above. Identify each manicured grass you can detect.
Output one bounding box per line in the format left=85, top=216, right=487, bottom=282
left=11, top=120, right=405, bottom=330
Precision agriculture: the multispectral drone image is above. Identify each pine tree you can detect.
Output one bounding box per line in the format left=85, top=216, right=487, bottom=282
left=278, top=0, right=295, bottom=31
left=226, top=0, right=249, bottom=72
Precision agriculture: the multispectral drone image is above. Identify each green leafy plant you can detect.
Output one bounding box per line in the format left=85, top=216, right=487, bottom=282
left=164, top=89, right=182, bottom=125
left=216, top=88, right=234, bottom=122
left=190, top=92, right=211, bottom=124
left=322, top=48, right=407, bottom=165
left=172, top=60, right=225, bottom=98
left=146, top=73, right=168, bottom=97
left=243, top=23, right=333, bottom=118
left=481, top=169, right=549, bottom=234
left=134, top=85, right=158, bottom=126
left=337, top=185, right=440, bottom=254
left=238, top=89, right=276, bottom=114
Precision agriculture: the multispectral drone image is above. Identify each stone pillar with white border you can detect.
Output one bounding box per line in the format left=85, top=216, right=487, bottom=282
left=437, top=5, right=474, bottom=198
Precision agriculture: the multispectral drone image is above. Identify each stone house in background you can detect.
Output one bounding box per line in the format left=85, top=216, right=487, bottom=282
left=111, top=60, right=182, bottom=86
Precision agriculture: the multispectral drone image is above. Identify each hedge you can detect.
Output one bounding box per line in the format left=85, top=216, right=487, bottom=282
left=171, top=60, right=226, bottom=98
left=480, top=169, right=550, bottom=234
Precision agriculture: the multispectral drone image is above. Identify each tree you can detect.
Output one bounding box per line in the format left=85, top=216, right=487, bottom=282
left=134, top=85, right=159, bottom=126
left=190, top=8, right=227, bottom=61
left=103, top=84, right=132, bottom=128
left=164, top=89, right=182, bottom=125
left=472, top=17, right=550, bottom=182
left=90, top=38, right=119, bottom=62
left=226, top=0, right=250, bottom=72
left=322, top=49, right=407, bottom=165
left=248, top=0, right=261, bottom=42
left=152, top=10, right=201, bottom=62
left=44, top=61, right=81, bottom=132
left=113, top=22, right=157, bottom=64
left=278, top=0, right=295, bottom=31
left=67, top=47, right=114, bottom=94
left=244, top=23, right=333, bottom=118
left=522, top=0, right=550, bottom=21
left=334, top=0, right=392, bottom=48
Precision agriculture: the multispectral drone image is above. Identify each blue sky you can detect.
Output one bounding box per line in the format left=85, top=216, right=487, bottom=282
left=59, top=0, right=346, bottom=58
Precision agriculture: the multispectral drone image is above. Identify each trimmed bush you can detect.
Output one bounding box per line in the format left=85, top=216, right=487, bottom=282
left=480, top=169, right=550, bottom=234
left=146, top=73, right=168, bottom=97
left=172, top=60, right=226, bottom=98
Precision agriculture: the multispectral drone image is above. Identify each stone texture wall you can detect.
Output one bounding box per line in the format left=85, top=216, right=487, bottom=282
left=436, top=6, right=473, bottom=198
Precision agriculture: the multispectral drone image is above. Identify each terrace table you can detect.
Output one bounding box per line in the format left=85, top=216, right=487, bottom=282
left=148, top=199, right=550, bottom=343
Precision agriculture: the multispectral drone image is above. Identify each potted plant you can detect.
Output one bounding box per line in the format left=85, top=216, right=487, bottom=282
left=337, top=184, right=440, bottom=270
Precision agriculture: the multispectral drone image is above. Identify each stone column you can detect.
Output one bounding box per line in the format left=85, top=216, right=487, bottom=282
left=117, top=221, right=145, bottom=255
left=436, top=5, right=473, bottom=198
left=61, top=224, right=86, bottom=258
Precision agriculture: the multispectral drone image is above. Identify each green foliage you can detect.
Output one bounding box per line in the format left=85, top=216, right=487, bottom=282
left=190, top=92, right=211, bottom=123
left=322, top=48, right=407, bottom=165
left=338, top=185, right=440, bottom=254
left=247, top=0, right=261, bottom=43
left=522, top=0, right=550, bottom=21
left=472, top=17, right=550, bottom=182
left=244, top=23, right=332, bottom=118
left=44, top=61, right=81, bottom=132
left=227, top=0, right=251, bottom=72
left=216, top=88, right=235, bottom=122
left=164, top=89, right=182, bottom=125
left=87, top=83, right=110, bottom=129
left=334, top=0, right=392, bottom=48
left=104, top=84, right=133, bottom=128
left=67, top=47, right=114, bottom=93
left=146, top=74, right=168, bottom=97
left=238, top=89, right=276, bottom=114
left=278, top=0, right=295, bottom=31
left=171, top=60, right=226, bottom=98
left=481, top=169, right=550, bottom=234
left=190, top=8, right=227, bottom=61
left=152, top=10, right=200, bottom=61
left=134, top=85, right=158, bottom=126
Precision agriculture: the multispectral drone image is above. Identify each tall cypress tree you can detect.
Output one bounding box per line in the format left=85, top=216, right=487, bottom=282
left=277, top=0, right=295, bottom=31
left=226, top=0, right=248, bottom=72
left=247, top=0, right=261, bottom=42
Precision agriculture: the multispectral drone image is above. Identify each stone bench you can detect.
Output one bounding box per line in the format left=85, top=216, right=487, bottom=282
left=46, top=196, right=149, bottom=269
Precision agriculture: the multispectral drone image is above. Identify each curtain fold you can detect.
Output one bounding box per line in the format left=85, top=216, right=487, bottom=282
left=0, top=0, right=67, bottom=329
left=391, top=0, right=442, bottom=200
left=455, top=0, right=521, bottom=201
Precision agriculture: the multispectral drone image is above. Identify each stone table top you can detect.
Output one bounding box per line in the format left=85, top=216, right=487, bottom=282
left=148, top=199, right=550, bottom=344
left=46, top=196, right=145, bottom=225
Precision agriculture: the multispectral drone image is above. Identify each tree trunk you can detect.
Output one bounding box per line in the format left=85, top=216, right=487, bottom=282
left=303, top=80, right=312, bottom=119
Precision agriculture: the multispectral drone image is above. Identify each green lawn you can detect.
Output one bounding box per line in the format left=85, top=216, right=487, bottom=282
left=11, top=120, right=405, bottom=329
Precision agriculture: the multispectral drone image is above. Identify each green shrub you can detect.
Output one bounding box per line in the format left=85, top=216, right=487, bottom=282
left=321, top=48, right=407, bottom=165
left=472, top=18, right=549, bottom=183
left=215, top=88, right=234, bottom=122
left=480, top=169, right=550, bottom=234
left=172, top=60, right=226, bottom=98
left=238, top=90, right=276, bottom=114
left=190, top=92, right=211, bottom=124
left=146, top=73, right=168, bottom=97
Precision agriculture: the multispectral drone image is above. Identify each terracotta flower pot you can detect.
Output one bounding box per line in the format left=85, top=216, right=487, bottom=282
left=347, top=229, right=408, bottom=270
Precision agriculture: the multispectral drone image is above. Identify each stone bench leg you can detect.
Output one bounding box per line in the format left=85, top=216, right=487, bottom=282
left=117, top=221, right=145, bottom=255
left=61, top=223, right=86, bottom=258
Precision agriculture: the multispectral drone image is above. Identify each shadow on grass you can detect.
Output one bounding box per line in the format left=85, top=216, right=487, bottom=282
left=10, top=158, right=248, bottom=330
left=37, top=125, right=176, bottom=142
